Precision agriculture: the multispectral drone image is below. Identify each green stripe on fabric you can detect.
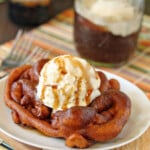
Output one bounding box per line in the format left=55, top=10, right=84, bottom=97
left=50, top=20, right=73, bottom=31
left=37, top=28, right=73, bottom=44
left=39, top=25, right=73, bottom=42
left=54, top=17, right=73, bottom=26
left=129, top=64, right=150, bottom=74
left=32, top=30, right=75, bottom=51
left=56, top=15, right=73, bottom=25
left=42, top=24, right=73, bottom=38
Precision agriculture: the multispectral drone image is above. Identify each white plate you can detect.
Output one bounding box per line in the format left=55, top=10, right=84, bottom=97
left=0, top=70, right=150, bottom=150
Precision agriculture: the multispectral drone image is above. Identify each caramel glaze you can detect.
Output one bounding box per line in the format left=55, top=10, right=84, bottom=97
left=6, top=59, right=131, bottom=148
left=9, top=58, right=120, bottom=117
left=40, top=55, right=96, bottom=110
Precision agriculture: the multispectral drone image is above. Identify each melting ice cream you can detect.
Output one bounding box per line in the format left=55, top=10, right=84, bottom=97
left=37, top=55, right=101, bottom=111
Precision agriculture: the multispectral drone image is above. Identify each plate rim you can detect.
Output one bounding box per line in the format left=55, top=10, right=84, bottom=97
left=0, top=70, right=150, bottom=150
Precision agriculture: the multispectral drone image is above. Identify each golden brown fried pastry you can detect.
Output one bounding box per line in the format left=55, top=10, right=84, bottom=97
left=4, top=58, right=131, bottom=148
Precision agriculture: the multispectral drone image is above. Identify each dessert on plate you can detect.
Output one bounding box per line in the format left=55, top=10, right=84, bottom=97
left=4, top=55, right=131, bottom=148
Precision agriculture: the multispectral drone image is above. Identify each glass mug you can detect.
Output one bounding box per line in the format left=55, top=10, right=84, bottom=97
left=74, top=0, right=144, bottom=67
left=8, top=0, right=52, bottom=26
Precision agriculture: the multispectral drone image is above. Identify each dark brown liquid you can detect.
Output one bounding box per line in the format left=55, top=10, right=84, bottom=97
left=8, top=1, right=52, bottom=26
left=74, top=12, right=140, bottom=66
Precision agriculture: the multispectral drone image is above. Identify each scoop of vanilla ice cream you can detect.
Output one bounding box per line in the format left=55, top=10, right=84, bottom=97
left=90, top=0, right=134, bottom=23
left=75, top=0, right=143, bottom=36
left=37, top=55, right=100, bottom=111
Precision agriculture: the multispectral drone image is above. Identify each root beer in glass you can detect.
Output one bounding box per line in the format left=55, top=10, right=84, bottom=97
left=8, top=0, right=52, bottom=26
left=74, top=0, right=144, bottom=67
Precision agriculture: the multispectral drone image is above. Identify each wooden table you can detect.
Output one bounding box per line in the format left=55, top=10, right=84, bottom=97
left=0, top=1, right=150, bottom=150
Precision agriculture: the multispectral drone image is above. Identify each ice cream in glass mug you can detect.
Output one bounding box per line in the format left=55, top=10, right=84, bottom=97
left=74, top=0, right=144, bottom=67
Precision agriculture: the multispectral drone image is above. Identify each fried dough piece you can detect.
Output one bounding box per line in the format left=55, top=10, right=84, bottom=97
left=4, top=60, right=131, bottom=148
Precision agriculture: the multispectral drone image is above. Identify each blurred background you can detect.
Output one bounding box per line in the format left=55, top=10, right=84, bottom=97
left=0, top=0, right=74, bottom=44
left=0, top=0, right=149, bottom=44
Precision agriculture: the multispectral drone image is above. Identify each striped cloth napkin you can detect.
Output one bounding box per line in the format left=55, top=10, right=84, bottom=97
left=0, top=9, right=150, bottom=99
